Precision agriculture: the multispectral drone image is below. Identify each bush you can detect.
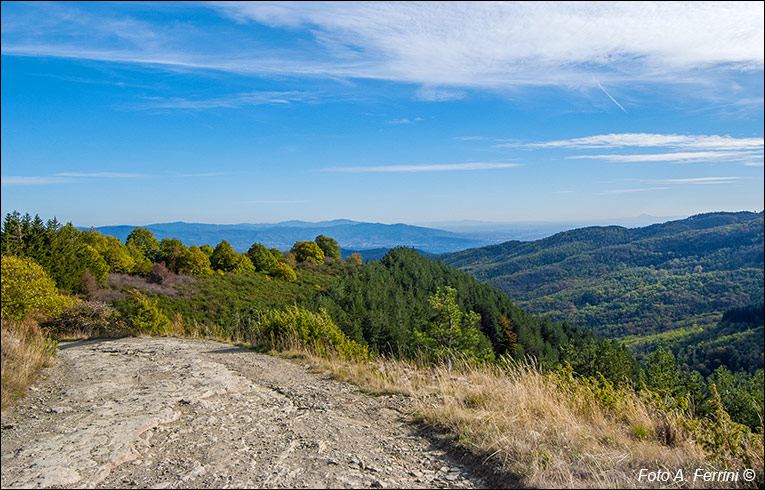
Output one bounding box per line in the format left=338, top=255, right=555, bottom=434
left=118, top=289, right=172, bottom=336
left=1, top=256, right=71, bottom=322
left=42, top=301, right=128, bottom=339
left=271, top=262, right=297, bottom=282
left=249, top=306, right=368, bottom=360
left=147, top=262, right=172, bottom=284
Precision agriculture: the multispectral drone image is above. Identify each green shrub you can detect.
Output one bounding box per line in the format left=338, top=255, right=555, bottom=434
left=250, top=306, right=368, bottom=360
left=271, top=262, right=297, bottom=282
left=118, top=289, right=172, bottom=336
left=1, top=256, right=71, bottom=322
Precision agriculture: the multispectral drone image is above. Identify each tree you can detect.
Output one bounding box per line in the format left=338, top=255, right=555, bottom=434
left=199, top=244, right=214, bottom=258
left=246, top=243, right=278, bottom=273
left=231, top=254, right=256, bottom=274
left=291, top=241, right=325, bottom=264
left=127, top=243, right=152, bottom=276
left=417, top=286, right=493, bottom=371
left=177, top=245, right=212, bottom=277
left=1, top=211, right=24, bottom=256
left=126, top=227, right=160, bottom=262
left=158, top=238, right=185, bottom=273
left=210, top=240, right=239, bottom=272
left=345, top=253, right=363, bottom=268
left=643, top=346, right=681, bottom=397
left=81, top=230, right=134, bottom=273
left=271, top=262, right=297, bottom=282
left=77, top=243, right=109, bottom=288
left=315, top=235, right=341, bottom=260
left=210, top=240, right=254, bottom=273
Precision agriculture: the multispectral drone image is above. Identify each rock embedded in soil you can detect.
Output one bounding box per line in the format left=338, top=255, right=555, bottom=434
left=1, top=337, right=487, bottom=489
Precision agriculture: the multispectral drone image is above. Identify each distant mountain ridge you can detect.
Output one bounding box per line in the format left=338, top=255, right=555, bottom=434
left=440, top=211, right=764, bottom=339
left=89, top=220, right=490, bottom=254
left=84, top=215, right=682, bottom=254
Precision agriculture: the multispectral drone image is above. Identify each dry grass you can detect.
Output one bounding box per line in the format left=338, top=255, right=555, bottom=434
left=1, top=318, right=57, bottom=412
left=296, top=353, right=762, bottom=489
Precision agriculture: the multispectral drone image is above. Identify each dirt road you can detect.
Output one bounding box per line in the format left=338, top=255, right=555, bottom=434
left=1, top=337, right=487, bottom=488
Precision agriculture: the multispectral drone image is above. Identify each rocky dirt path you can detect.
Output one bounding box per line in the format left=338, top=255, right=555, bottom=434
left=1, top=337, right=487, bottom=489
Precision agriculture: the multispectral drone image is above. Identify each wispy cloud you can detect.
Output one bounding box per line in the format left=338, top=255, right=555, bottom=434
left=243, top=199, right=307, bottom=204
left=604, top=187, right=670, bottom=194
left=132, top=91, right=315, bottom=110
left=455, top=136, right=491, bottom=141
left=568, top=151, right=761, bottom=163
left=657, top=176, right=741, bottom=184
left=322, top=162, right=519, bottom=173
left=386, top=117, right=422, bottom=125
left=55, top=172, right=145, bottom=178
left=2, top=2, right=761, bottom=97
left=181, top=172, right=228, bottom=178
left=496, top=133, right=765, bottom=150
left=1, top=176, right=73, bottom=185
left=2, top=172, right=147, bottom=185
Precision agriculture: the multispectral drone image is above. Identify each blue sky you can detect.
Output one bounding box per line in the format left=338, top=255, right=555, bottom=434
left=1, top=1, right=763, bottom=227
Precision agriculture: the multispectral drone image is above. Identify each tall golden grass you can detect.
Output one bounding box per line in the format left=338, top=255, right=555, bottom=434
left=301, top=353, right=763, bottom=489
left=1, top=318, right=57, bottom=412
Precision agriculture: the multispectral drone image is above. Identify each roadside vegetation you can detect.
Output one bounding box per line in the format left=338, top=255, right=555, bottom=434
left=1, top=211, right=762, bottom=488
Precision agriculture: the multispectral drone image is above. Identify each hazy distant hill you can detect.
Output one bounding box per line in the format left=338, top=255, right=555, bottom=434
left=91, top=220, right=490, bottom=254
left=440, top=211, right=765, bottom=339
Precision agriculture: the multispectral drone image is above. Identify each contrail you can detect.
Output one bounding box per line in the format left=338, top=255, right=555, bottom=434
left=598, top=82, right=628, bottom=113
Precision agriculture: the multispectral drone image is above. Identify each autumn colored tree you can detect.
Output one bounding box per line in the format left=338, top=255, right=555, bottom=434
left=290, top=241, right=325, bottom=264
left=177, top=245, right=212, bottom=277
left=81, top=229, right=135, bottom=273
left=271, top=262, right=297, bottom=282
left=1, top=256, right=70, bottom=321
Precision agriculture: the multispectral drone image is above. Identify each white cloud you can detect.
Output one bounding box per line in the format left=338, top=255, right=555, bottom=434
left=322, top=162, right=519, bottom=173
left=497, top=133, right=765, bottom=150
left=1, top=176, right=72, bottom=185
left=385, top=117, right=422, bottom=125
left=569, top=151, right=761, bottom=163
left=55, top=172, right=145, bottom=178
left=133, top=91, right=314, bottom=110
left=604, top=187, right=670, bottom=194
left=213, top=2, right=764, bottom=85
left=1, top=172, right=147, bottom=185
left=659, top=177, right=740, bottom=184
left=2, top=2, right=762, bottom=94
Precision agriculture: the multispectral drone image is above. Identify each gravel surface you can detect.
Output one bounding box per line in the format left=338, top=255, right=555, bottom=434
left=1, top=337, right=488, bottom=489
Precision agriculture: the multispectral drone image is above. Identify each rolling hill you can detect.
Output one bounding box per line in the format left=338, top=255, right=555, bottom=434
left=440, top=211, right=764, bottom=339
left=90, top=220, right=490, bottom=254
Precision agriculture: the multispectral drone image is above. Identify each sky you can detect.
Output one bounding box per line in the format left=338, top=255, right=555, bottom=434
left=1, top=1, right=763, bottom=227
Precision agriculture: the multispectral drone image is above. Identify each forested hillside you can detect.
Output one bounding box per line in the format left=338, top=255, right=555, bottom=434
left=441, top=211, right=764, bottom=340
left=0, top=211, right=618, bottom=376
left=3, top=210, right=764, bottom=487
